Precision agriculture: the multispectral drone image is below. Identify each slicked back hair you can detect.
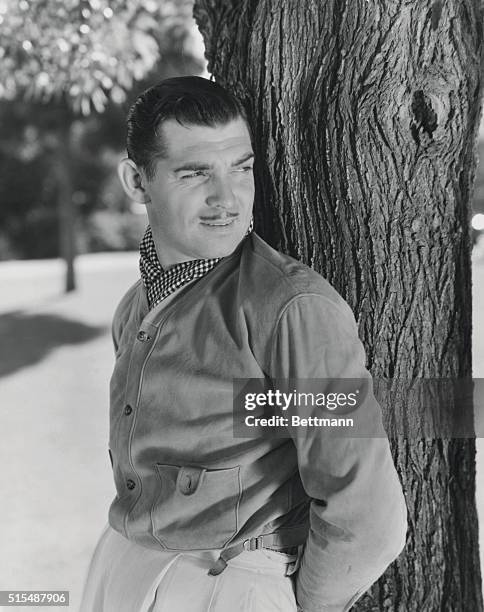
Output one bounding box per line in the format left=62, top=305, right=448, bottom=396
left=126, top=76, right=250, bottom=181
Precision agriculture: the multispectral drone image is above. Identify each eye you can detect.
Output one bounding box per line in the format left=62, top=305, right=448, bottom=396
left=179, top=170, right=207, bottom=180
left=234, top=165, right=253, bottom=173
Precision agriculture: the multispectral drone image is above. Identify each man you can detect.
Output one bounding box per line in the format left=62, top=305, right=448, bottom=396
left=80, top=76, right=407, bottom=612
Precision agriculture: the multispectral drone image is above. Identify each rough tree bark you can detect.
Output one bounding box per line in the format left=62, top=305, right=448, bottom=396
left=193, top=1, right=484, bottom=610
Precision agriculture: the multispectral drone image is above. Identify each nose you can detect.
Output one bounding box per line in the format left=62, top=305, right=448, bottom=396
left=205, top=175, right=236, bottom=210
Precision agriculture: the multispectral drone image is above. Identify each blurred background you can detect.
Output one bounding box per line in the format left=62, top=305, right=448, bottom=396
left=0, top=1, right=484, bottom=610
left=0, top=0, right=206, bottom=271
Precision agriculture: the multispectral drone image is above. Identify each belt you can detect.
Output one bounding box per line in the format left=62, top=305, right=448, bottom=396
left=208, top=524, right=308, bottom=576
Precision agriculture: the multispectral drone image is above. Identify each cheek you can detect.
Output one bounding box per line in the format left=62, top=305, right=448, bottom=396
left=240, top=181, right=255, bottom=207
left=146, top=203, right=179, bottom=235
left=165, top=201, right=201, bottom=231
left=148, top=193, right=186, bottom=223
left=234, top=175, right=254, bottom=198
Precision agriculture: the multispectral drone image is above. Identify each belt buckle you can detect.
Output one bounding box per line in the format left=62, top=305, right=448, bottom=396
left=243, top=536, right=264, bottom=551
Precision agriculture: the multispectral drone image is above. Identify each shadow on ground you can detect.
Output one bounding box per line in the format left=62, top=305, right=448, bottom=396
left=0, top=311, right=106, bottom=378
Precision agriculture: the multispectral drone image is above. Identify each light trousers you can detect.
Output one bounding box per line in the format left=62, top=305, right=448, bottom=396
left=80, top=525, right=300, bottom=612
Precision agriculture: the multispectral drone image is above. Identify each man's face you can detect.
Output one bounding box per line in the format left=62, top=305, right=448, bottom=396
left=142, top=117, right=254, bottom=268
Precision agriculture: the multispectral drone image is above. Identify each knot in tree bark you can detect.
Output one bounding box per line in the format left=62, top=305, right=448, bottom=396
left=410, top=90, right=438, bottom=147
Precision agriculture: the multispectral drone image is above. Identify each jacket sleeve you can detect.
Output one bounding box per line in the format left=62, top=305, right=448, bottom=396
left=268, top=293, right=407, bottom=612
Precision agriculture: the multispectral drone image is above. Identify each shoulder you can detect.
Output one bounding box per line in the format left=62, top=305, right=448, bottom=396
left=239, top=233, right=352, bottom=319
left=235, top=234, right=359, bottom=371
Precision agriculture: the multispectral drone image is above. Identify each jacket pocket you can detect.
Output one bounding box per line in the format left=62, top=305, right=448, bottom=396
left=150, top=463, right=241, bottom=550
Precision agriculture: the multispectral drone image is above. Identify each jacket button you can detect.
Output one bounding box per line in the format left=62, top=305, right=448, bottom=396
left=126, top=479, right=136, bottom=490
left=124, top=405, right=133, bottom=416
left=137, top=330, right=151, bottom=342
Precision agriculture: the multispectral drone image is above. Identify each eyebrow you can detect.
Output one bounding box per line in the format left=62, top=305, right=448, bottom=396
left=173, top=152, right=254, bottom=173
left=232, top=152, right=254, bottom=166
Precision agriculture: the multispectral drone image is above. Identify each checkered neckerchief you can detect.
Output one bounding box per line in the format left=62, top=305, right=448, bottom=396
left=139, top=225, right=221, bottom=310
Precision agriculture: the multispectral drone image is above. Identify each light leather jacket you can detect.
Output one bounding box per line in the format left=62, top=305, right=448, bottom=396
left=108, top=232, right=407, bottom=611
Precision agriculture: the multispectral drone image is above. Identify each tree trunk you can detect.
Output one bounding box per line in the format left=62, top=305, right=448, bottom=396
left=56, top=124, right=76, bottom=293
left=193, top=1, right=484, bottom=610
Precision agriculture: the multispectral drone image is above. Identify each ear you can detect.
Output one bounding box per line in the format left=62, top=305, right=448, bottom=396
left=117, top=158, right=151, bottom=203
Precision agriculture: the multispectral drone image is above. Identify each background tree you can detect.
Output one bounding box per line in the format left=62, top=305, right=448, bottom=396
left=193, top=1, right=484, bottom=609
left=0, top=0, right=200, bottom=290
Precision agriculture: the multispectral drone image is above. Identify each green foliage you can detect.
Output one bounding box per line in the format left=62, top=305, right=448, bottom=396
left=0, top=0, right=195, bottom=114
